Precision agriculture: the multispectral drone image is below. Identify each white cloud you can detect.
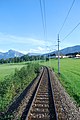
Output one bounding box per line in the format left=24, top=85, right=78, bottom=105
left=0, top=49, right=7, bottom=53
left=0, top=32, right=55, bottom=54
left=28, top=46, right=51, bottom=54
left=0, top=32, right=53, bottom=47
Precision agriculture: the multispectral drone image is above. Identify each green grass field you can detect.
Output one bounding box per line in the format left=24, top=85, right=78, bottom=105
left=0, top=59, right=80, bottom=106
left=40, top=58, right=80, bottom=106
left=0, top=61, right=38, bottom=81
left=0, top=63, right=26, bottom=81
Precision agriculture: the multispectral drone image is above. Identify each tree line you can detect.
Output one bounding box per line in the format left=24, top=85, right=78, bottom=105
left=0, top=55, right=45, bottom=64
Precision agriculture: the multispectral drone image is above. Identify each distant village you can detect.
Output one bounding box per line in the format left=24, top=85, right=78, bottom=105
left=47, top=52, right=80, bottom=59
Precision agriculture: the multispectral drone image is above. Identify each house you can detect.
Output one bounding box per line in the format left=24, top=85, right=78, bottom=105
left=75, top=54, right=80, bottom=58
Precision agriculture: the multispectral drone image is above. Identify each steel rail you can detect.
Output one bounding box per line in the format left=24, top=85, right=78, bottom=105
left=25, top=67, right=58, bottom=120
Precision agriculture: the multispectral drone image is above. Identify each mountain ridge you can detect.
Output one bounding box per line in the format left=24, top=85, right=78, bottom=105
left=60, top=45, right=80, bottom=55
left=49, top=45, right=80, bottom=55
left=0, top=49, right=24, bottom=59
left=0, top=45, right=80, bottom=59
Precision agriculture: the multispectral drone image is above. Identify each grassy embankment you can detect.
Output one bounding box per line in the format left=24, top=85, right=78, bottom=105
left=40, top=58, right=80, bottom=106
left=0, top=62, right=40, bottom=114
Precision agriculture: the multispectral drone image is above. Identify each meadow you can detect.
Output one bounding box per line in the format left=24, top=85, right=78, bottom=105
left=40, top=58, right=80, bottom=106
left=0, top=63, right=26, bottom=81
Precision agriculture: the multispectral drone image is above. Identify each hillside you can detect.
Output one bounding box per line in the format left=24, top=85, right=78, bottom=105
left=60, top=45, right=80, bottom=55
left=0, top=50, right=24, bottom=59
left=49, top=45, right=80, bottom=56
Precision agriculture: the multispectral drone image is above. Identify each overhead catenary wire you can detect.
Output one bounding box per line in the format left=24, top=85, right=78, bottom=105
left=39, top=0, right=45, bottom=35
left=39, top=0, right=47, bottom=37
left=43, top=0, right=47, bottom=37
left=58, top=0, right=76, bottom=34
left=39, top=0, right=47, bottom=61
left=62, top=22, right=80, bottom=41
left=39, top=0, right=48, bottom=56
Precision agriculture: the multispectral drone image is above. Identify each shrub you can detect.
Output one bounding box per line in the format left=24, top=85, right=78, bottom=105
left=0, top=63, right=40, bottom=112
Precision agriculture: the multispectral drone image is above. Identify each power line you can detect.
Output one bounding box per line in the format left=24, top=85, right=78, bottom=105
left=39, top=0, right=47, bottom=61
left=58, top=0, right=76, bottom=34
left=62, top=22, right=80, bottom=41
left=39, top=0, right=46, bottom=35
left=43, top=0, right=47, bottom=37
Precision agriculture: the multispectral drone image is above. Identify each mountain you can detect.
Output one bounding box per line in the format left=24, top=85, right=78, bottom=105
left=0, top=45, right=80, bottom=59
left=0, top=50, right=24, bottom=59
left=27, top=53, right=41, bottom=56
left=45, top=45, right=80, bottom=56
left=60, top=45, right=80, bottom=55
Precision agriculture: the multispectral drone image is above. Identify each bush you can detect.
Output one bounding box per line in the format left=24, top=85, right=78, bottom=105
left=0, top=63, right=40, bottom=112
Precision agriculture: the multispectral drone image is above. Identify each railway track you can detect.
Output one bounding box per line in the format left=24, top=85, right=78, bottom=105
left=25, top=67, right=58, bottom=120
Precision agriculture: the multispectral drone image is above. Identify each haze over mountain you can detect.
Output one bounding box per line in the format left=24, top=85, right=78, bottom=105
left=0, top=50, right=24, bottom=59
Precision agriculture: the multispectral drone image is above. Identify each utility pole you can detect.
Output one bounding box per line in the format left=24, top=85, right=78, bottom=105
left=58, top=34, right=60, bottom=74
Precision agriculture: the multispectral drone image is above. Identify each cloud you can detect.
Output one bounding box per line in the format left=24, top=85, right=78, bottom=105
left=0, top=32, right=55, bottom=54
left=0, top=49, right=7, bottom=53
left=0, top=32, right=53, bottom=47
left=28, top=46, right=51, bottom=54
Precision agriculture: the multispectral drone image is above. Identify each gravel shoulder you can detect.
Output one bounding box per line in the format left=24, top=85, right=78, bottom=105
left=50, top=69, right=80, bottom=120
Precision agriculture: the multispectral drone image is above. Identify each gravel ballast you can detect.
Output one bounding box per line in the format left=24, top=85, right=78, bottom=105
left=50, top=69, right=80, bottom=120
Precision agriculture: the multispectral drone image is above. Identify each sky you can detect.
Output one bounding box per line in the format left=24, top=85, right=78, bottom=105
left=0, top=0, right=80, bottom=54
